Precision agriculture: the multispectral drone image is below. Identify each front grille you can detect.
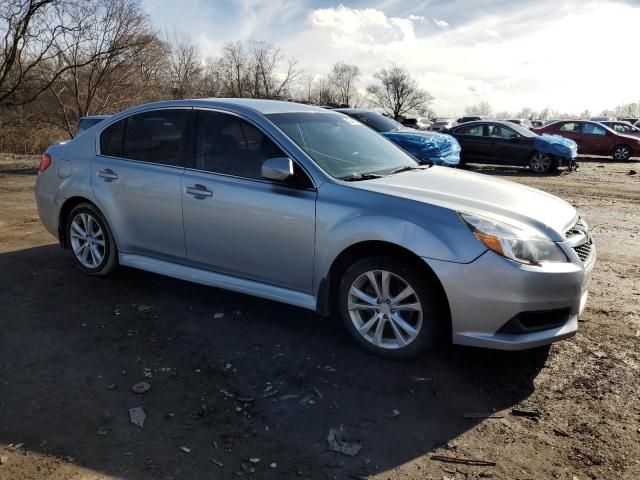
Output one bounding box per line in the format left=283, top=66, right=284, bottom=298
left=573, top=240, right=592, bottom=262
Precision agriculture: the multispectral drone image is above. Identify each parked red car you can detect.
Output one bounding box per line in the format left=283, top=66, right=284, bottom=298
left=533, top=120, right=640, bottom=161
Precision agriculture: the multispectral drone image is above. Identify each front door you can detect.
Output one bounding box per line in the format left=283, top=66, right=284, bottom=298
left=181, top=110, right=317, bottom=293
left=581, top=123, right=613, bottom=155
left=91, top=108, right=190, bottom=260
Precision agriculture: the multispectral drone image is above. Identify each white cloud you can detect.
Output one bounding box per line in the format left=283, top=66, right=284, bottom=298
left=432, top=18, right=449, bottom=28
left=408, top=14, right=425, bottom=23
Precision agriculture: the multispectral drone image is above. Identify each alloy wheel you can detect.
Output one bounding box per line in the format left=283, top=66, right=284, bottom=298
left=347, top=270, right=423, bottom=349
left=613, top=146, right=630, bottom=161
left=69, top=212, right=106, bottom=268
left=530, top=153, right=551, bottom=173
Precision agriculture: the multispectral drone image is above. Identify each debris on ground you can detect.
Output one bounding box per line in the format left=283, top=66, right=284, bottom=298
left=129, top=407, right=146, bottom=428
left=212, top=458, right=224, bottom=467
left=106, top=383, right=117, bottom=390
left=278, top=393, right=300, bottom=401
left=0, top=456, right=8, bottom=465
left=213, top=313, right=224, bottom=319
left=553, top=428, right=571, bottom=438
left=386, top=409, right=400, bottom=419
left=249, top=458, right=260, bottom=463
left=180, top=446, right=191, bottom=454
left=628, top=170, right=637, bottom=175
left=431, top=455, right=496, bottom=467
left=511, top=408, right=541, bottom=419
left=410, top=376, right=432, bottom=382
left=240, top=462, right=255, bottom=474
left=270, top=462, right=277, bottom=468
left=136, top=304, right=153, bottom=314
left=327, top=427, right=362, bottom=457
left=132, top=381, right=151, bottom=394
left=237, top=397, right=254, bottom=403
left=299, top=395, right=314, bottom=406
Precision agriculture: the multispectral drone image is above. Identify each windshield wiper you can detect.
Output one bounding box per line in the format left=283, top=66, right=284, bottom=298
left=388, top=165, right=421, bottom=175
left=341, top=173, right=384, bottom=181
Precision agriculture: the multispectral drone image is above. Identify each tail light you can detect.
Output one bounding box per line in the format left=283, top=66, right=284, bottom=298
left=39, top=153, right=52, bottom=173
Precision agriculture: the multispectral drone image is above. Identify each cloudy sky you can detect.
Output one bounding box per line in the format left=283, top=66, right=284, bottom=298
left=142, top=0, right=640, bottom=116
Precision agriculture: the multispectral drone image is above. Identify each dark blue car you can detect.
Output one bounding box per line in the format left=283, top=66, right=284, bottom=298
left=336, top=109, right=461, bottom=167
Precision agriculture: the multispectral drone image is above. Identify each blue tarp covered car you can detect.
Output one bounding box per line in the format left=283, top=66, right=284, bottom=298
left=335, top=109, right=461, bottom=167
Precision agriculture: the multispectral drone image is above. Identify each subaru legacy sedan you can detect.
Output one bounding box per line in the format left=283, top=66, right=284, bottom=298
left=35, top=99, right=595, bottom=358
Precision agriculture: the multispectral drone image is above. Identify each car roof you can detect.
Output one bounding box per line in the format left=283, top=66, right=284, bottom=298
left=80, top=115, right=110, bottom=120
left=452, top=120, right=517, bottom=128
left=116, top=98, right=328, bottom=117
left=334, top=108, right=378, bottom=115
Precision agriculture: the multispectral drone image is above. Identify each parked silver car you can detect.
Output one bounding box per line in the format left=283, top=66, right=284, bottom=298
left=35, top=99, right=595, bottom=357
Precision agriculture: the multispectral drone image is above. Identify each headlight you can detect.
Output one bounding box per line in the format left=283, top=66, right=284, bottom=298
left=460, top=213, right=567, bottom=265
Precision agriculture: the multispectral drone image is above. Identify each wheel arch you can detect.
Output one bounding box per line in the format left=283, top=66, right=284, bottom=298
left=611, top=143, right=632, bottom=159
left=58, top=196, right=105, bottom=249
left=317, top=240, right=451, bottom=329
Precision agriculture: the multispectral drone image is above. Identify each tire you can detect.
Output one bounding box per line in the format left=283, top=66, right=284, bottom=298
left=612, top=145, right=631, bottom=161
left=528, top=152, right=555, bottom=174
left=337, top=256, right=445, bottom=358
left=66, top=203, right=118, bottom=276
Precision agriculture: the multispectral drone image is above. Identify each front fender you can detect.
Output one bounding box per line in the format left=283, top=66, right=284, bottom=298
left=313, top=182, right=486, bottom=293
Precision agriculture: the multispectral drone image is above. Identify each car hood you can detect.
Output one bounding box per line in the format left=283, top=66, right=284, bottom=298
left=535, top=134, right=578, bottom=158
left=352, top=167, right=577, bottom=240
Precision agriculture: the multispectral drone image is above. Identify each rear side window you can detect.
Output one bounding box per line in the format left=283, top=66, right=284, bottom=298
left=455, top=125, right=483, bottom=136
left=122, top=110, right=189, bottom=166
left=195, top=111, right=285, bottom=180
left=100, top=120, right=125, bottom=157
left=559, top=122, right=580, bottom=133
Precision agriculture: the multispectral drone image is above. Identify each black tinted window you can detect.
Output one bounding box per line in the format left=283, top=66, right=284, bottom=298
left=121, top=109, right=189, bottom=166
left=100, top=120, right=125, bottom=156
left=195, top=111, right=285, bottom=180
left=455, top=125, right=483, bottom=136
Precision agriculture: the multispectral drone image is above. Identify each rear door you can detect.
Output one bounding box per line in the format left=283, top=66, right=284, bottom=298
left=92, top=108, right=189, bottom=260
left=581, top=122, right=613, bottom=155
left=452, top=124, right=486, bottom=162
left=181, top=109, right=317, bottom=292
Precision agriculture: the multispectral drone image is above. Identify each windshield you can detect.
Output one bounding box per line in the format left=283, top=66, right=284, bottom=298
left=509, top=122, right=537, bottom=138
left=267, top=112, right=418, bottom=180
left=348, top=111, right=404, bottom=133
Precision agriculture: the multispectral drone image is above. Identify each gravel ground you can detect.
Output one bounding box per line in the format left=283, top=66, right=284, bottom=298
left=0, top=154, right=638, bottom=480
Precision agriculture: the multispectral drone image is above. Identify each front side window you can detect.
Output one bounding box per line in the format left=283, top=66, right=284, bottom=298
left=582, top=123, right=606, bottom=136
left=267, top=112, right=417, bottom=180
left=195, top=111, right=286, bottom=180
left=352, top=112, right=403, bottom=133
left=486, top=125, right=518, bottom=139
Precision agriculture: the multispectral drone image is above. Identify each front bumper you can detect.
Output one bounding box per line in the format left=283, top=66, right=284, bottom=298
left=424, top=243, right=595, bottom=350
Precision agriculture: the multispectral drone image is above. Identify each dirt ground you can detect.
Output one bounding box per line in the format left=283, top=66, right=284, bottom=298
left=0, top=154, right=639, bottom=480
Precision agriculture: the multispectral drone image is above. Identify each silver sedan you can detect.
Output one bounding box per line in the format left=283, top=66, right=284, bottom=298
left=35, top=99, right=595, bottom=358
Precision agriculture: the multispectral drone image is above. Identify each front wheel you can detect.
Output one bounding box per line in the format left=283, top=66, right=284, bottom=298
left=337, top=257, right=444, bottom=358
left=66, top=203, right=118, bottom=275
left=612, top=145, right=631, bottom=161
left=529, top=152, right=555, bottom=174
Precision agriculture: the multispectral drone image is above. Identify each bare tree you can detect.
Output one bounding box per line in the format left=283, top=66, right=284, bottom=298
left=247, top=40, right=298, bottom=99
left=313, top=76, right=337, bottom=106
left=464, top=101, right=492, bottom=116
left=329, top=61, right=359, bottom=107
left=0, top=0, right=72, bottom=104
left=167, top=32, right=201, bottom=99
left=46, top=0, right=155, bottom=136
left=218, top=41, right=249, bottom=97
left=366, top=64, right=432, bottom=119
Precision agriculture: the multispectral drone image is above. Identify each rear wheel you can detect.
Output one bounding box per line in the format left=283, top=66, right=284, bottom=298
left=337, top=257, right=443, bottom=358
left=612, top=145, right=631, bottom=161
left=66, top=203, right=117, bottom=276
left=529, top=152, right=555, bottom=174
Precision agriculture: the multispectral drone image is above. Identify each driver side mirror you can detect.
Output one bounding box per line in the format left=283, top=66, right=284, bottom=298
left=262, top=157, right=294, bottom=182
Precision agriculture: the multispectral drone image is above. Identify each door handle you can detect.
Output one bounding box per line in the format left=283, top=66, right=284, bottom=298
left=98, top=169, right=118, bottom=181
left=185, top=184, right=213, bottom=198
